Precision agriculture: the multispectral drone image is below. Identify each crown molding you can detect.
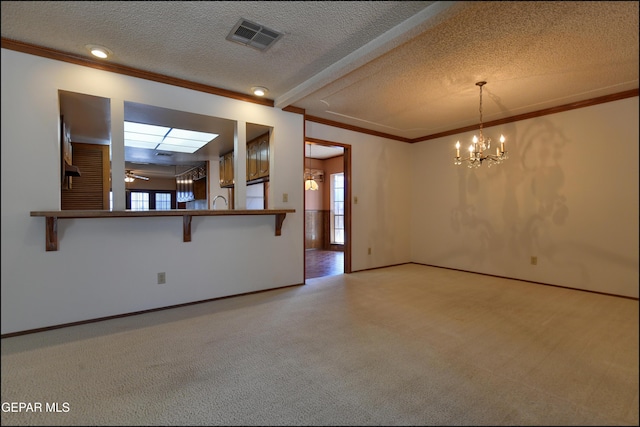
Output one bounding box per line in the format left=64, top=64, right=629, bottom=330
left=3, top=37, right=637, bottom=143
left=1, top=37, right=273, bottom=107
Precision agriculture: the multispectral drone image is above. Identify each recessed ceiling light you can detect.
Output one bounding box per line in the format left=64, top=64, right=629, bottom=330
left=85, top=44, right=112, bottom=59
left=251, top=86, right=268, bottom=97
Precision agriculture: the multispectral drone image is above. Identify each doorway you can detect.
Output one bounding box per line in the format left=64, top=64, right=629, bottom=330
left=304, top=138, right=351, bottom=280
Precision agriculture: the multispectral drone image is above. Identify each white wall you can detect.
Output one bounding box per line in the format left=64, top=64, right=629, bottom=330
left=2, top=48, right=637, bottom=335
left=305, top=123, right=413, bottom=271
left=1, top=49, right=304, bottom=334
left=410, top=97, right=639, bottom=298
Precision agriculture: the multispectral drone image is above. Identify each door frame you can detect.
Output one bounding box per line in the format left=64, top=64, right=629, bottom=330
left=304, top=137, right=352, bottom=278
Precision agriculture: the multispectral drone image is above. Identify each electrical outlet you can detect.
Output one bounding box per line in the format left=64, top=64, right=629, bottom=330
left=354, top=196, right=358, bottom=204
left=157, top=272, right=166, bottom=284
left=530, top=256, right=537, bottom=266
left=283, top=193, right=288, bottom=202
left=368, top=247, right=372, bottom=255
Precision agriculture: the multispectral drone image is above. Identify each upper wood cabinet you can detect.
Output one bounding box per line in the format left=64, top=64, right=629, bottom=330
left=247, top=132, right=269, bottom=184
left=219, top=151, right=234, bottom=188
left=193, top=177, right=207, bottom=200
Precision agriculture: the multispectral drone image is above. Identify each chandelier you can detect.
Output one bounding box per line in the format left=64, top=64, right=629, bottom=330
left=304, top=143, right=319, bottom=191
left=454, top=81, right=507, bottom=168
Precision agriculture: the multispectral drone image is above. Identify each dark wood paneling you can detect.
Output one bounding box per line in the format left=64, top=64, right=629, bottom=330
left=305, top=210, right=325, bottom=250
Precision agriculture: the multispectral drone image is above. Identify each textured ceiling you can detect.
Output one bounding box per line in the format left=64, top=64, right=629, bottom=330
left=294, top=1, right=639, bottom=138
left=2, top=1, right=638, bottom=148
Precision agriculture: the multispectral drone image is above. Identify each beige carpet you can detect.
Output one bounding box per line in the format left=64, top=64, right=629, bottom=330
left=1, top=264, right=638, bottom=426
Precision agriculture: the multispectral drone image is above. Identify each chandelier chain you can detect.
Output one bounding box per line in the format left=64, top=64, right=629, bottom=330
left=478, top=83, right=483, bottom=138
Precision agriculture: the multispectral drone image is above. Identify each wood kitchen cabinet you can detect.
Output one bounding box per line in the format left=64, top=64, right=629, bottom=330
left=219, top=151, right=234, bottom=188
left=246, top=132, right=269, bottom=184
left=193, top=177, right=207, bottom=200
left=61, top=142, right=110, bottom=210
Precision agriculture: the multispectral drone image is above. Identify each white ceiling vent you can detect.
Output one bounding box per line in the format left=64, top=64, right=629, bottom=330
left=226, top=18, right=283, bottom=52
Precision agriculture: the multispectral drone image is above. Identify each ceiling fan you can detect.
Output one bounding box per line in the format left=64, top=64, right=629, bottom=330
left=124, top=170, right=150, bottom=182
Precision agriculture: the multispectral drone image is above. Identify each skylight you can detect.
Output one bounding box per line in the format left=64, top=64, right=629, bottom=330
left=124, top=121, right=218, bottom=154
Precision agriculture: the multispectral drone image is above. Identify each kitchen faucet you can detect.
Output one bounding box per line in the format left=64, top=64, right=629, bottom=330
left=212, top=195, right=228, bottom=209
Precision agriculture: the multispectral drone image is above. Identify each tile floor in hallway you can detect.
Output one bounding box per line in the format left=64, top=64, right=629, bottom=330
left=305, top=249, right=344, bottom=279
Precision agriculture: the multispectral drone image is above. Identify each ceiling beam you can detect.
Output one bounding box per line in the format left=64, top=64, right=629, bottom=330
left=274, top=1, right=465, bottom=110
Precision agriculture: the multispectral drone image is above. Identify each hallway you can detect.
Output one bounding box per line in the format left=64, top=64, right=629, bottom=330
left=305, top=250, right=343, bottom=279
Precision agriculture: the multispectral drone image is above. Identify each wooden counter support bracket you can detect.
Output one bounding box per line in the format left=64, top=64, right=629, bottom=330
left=46, top=216, right=58, bottom=251
left=275, top=213, right=286, bottom=236
left=183, top=215, right=192, bottom=242
left=30, top=209, right=295, bottom=251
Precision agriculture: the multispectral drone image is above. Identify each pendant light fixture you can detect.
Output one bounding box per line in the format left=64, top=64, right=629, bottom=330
left=304, top=144, right=319, bottom=191
left=454, top=81, right=508, bottom=168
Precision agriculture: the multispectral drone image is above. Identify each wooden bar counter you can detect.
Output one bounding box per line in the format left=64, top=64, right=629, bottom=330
left=30, top=209, right=295, bottom=251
